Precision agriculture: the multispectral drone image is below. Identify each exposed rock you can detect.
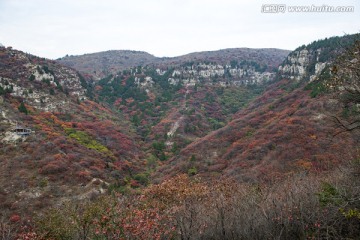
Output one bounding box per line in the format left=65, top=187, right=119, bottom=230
left=310, top=62, right=327, bottom=82
left=135, top=76, right=154, bottom=88
left=2, top=131, right=23, bottom=143
left=78, top=178, right=109, bottom=200
left=167, top=62, right=276, bottom=86
left=278, top=49, right=310, bottom=81
left=0, top=47, right=88, bottom=112
left=18, top=188, right=43, bottom=199
left=278, top=48, right=327, bottom=82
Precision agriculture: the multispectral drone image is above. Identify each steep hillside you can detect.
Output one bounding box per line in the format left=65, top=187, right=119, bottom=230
left=153, top=35, right=360, bottom=183
left=58, top=48, right=290, bottom=79
left=0, top=45, right=289, bottom=218
left=0, top=46, right=145, bottom=216
left=91, top=60, right=272, bottom=164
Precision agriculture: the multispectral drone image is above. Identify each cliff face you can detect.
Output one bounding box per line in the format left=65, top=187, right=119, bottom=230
left=278, top=48, right=327, bottom=82
left=278, top=35, right=357, bottom=82
left=166, top=62, right=276, bottom=86
left=127, top=62, right=276, bottom=90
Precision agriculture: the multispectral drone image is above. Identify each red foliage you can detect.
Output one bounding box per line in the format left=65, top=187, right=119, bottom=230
left=9, top=214, right=21, bottom=223
left=155, top=79, right=359, bottom=183
left=113, top=97, right=122, bottom=106
left=94, top=85, right=103, bottom=91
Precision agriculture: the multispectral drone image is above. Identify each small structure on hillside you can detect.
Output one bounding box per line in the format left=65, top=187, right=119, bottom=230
left=12, top=125, right=32, bottom=136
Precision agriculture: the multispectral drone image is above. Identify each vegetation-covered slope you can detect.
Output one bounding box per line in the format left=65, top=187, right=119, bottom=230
left=153, top=34, right=360, bottom=183
left=0, top=45, right=287, bottom=219
left=0, top=46, right=145, bottom=217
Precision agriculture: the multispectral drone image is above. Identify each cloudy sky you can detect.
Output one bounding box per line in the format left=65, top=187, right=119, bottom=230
left=0, top=0, right=359, bottom=59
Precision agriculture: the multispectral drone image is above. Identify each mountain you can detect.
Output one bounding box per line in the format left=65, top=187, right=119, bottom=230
left=0, top=47, right=145, bottom=216
left=0, top=46, right=292, bottom=217
left=90, top=57, right=285, bottom=162
left=56, top=37, right=358, bottom=184
left=152, top=34, right=360, bottom=183
left=57, top=48, right=290, bottom=79
left=1, top=35, right=359, bottom=239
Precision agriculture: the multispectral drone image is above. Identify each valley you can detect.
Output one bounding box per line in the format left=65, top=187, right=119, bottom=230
left=0, top=34, right=359, bottom=239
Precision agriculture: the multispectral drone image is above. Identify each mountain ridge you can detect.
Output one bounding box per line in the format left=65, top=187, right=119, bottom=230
left=58, top=48, right=290, bottom=79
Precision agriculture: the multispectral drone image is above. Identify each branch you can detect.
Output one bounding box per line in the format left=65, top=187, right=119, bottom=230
left=331, top=115, right=360, bottom=137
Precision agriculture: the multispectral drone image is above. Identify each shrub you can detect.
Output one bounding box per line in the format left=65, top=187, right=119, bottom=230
left=64, top=128, right=111, bottom=155
left=29, top=74, right=35, bottom=81
left=18, top=102, right=28, bottom=115
left=187, top=167, right=197, bottom=176
left=133, top=173, right=149, bottom=186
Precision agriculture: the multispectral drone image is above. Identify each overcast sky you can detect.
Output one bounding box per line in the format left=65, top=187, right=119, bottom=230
left=0, top=0, right=359, bottom=59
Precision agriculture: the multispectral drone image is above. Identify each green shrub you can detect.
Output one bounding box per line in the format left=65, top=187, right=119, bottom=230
left=29, top=74, right=35, bottom=81
left=188, top=167, right=197, bottom=176
left=317, top=182, right=342, bottom=207
left=64, top=128, right=110, bottom=154
left=18, top=102, right=28, bottom=115
left=134, top=173, right=150, bottom=186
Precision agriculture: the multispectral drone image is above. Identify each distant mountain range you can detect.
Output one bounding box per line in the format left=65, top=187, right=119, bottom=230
left=57, top=48, right=290, bottom=79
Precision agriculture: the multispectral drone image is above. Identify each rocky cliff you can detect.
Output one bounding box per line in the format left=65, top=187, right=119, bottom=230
left=278, top=35, right=357, bottom=82
left=0, top=47, right=87, bottom=112
left=278, top=48, right=327, bottom=82
left=167, top=62, right=275, bottom=86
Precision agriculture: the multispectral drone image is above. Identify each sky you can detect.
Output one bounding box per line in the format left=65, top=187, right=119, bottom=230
left=0, top=0, right=359, bottom=59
